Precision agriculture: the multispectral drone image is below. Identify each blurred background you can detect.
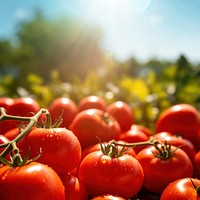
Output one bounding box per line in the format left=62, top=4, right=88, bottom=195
left=0, top=0, right=199, bottom=127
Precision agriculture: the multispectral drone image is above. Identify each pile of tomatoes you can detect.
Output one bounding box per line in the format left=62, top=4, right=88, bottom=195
left=0, top=95, right=200, bottom=200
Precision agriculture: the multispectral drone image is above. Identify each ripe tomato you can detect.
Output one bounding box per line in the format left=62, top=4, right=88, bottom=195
left=91, top=194, right=126, bottom=200
left=48, top=97, right=78, bottom=129
left=5, top=97, right=41, bottom=131
left=153, top=132, right=196, bottom=160
left=60, top=173, right=88, bottom=200
left=106, top=101, right=134, bottom=133
left=25, top=127, right=82, bottom=174
left=131, top=124, right=153, bottom=137
left=0, top=97, right=14, bottom=134
left=78, top=95, right=106, bottom=112
left=160, top=178, right=200, bottom=200
left=69, top=109, right=121, bottom=149
left=0, top=162, right=65, bottom=200
left=78, top=150, right=144, bottom=199
left=193, top=151, right=200, bottom=179
left=136, top=145, right=193, bottom=194
left=155, top=104, right=200, bottom=145
left=119, top=127, right=149, bottom=154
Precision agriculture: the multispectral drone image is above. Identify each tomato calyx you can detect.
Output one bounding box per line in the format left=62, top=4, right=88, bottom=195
left=98, top=138, right=128, bottom=158
left=190, top=178, right=200, bottom=196
left=0, top=107, right=47, bottom=167
left=110, top=137, right=181, bottom=159
left=37, top=110, right=63, bottom=128
left=101, top=112, right=113, bottom=124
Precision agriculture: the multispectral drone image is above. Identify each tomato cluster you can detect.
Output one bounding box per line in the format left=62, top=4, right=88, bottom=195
left=0, top=96, right=200, bottom=199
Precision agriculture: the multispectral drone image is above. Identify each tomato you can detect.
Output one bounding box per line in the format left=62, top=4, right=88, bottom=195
left=155, top=104, right=200, bottom=146
left=0, top=162, right=65, bottom=200
left=135, top=145, right=193, bottom=194
left=69, top=109, right=121, bottom=149
left=193, top=151, right=200, bottom=179
left=106, top=101, right=134, bottom=133
left=60, top=173, right=88, bottom=200
left=78, top=150, right=144, bottom=199
left=153, top=132, right=196, bottom=160
left=160, top=178, right=200, bottom=200
left=131, top=124, right=153, bottom=137
left=78, top=95, right=106, bottom=112
left=48, top=97, right=78, bottom=129
left=25, top=127, right=82, bottom=174
left=0, top=97, right=14, bottom=134
left=91, top=194, right=126, bottom=200
left=5, top=97, right=41, bottom=131
left=119, top=127, right=149, bottom=154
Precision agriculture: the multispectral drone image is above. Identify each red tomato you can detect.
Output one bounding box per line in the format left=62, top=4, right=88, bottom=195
left=193, top=151, right=200, bottom=179
left=48, top=97, right=78, bottom=129
left=155, top=104, right=200, bottom=145
left=106, top=101, right=134, bottom=133
left=119, top=127, right=149, bottom=154
left=91, top=194, right=126, bottom=200
left=25, top=127, right=82, bottom=174
left=0, top=162, right=65, bottom=200
left=160, top=178, right=200, bottom=200
left=69, top=109, right=121, bottom=149
left=5, top=97, right=40, bottom=131
left=78, top=95, right=106, bottom=112
left=131, top=124, right=153, bottom=137
left=78, top=151, right=144, bottom=199
left=153, top=132, right=196, bottom=160
left=136, top=145, right=193, bottom=194
left=60, top=173, right=88, bottom=200
left=0, top=97, right=14, bottom=134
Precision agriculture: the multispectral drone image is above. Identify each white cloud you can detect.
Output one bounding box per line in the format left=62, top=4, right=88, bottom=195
left=14, top=8, right=29, bottom=21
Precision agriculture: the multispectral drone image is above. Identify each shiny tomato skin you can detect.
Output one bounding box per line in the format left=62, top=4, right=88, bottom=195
left=69, top=109, right=121, bottom=149
left=48, top=97, right=78, bottom=129
left=7, top=97, right=40, bottom=116
left=106, top=101, right=134, bottom=133
left=78, top=95, right=106, bottom=112
left=155, top=104, right=200, bottom=144
left=0, top=97, right=14, bottom=134
left=160, top=178, right=200, bottom=200
left=25, top=128, right=82, bottom=174
left=60, top=173, right=88, bottom=200
left=78, top=151, right=144, bottom=199
left=153, top=132, right=196, bottom=160
left=91, top=194, right=126, bottom=200
left=0, top=162, right=65, bottom=200
left=136, top=145, right=193, bottom=194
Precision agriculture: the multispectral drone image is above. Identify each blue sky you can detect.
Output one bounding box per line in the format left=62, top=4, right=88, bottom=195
left=0, top=0, right=200, bottom=62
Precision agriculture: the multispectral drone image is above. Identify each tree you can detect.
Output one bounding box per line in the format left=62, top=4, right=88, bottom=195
left=13, top=10, right=106, bottom=82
